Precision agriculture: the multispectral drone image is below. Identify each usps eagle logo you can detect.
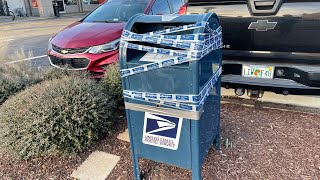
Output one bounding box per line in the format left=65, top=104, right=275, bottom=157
left=142, top=112, right=183, bottom=150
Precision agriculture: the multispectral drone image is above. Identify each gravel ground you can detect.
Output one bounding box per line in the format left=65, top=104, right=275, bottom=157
left=0, top=103, right=319, bottom=179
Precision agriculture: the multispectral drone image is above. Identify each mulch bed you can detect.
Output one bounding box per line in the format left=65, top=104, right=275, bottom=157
left=1, top=103, right=319, bottom=179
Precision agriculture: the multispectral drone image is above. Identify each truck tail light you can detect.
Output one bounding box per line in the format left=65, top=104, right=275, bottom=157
left=178, top=3, right=188, bottom=15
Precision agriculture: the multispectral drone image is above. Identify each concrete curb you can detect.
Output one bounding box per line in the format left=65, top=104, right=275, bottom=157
left=117, top=129, right=130, bottom=143
left=71, top=151, right=120, bottom=180
left=0, top=13, right=87, bottom=25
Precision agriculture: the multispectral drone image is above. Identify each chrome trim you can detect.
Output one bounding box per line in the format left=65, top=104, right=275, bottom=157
left=222, top=74, right=320, bottom=89
left=223, top=59, right=320, bottom=72
left=248, top=20, right=277, bottom=31
left=291, top=52, right=320, bottom=57
left=48, top=55, right=90, bottom=71
left=249, top=51, right=271, bottom=54
left=51, top=44, right=90, bottom=55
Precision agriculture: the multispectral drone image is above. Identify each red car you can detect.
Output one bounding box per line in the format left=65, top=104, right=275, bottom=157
left=48, top=0, right=185, bottom=76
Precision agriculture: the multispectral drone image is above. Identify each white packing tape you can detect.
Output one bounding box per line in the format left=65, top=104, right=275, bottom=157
left=124, top=67, right=222, bottom=112
left=120, top=21, right=223, bottom=112
left=120, top=22, right=222, bottom=77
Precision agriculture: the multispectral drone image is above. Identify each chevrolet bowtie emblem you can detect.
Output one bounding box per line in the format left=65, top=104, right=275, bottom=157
left=61, top=50, right=69, bottom=54
left=248, top=20, right=277, bottom=31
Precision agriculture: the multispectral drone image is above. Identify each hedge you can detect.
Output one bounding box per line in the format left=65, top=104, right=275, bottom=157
left=0, top=76, right=117, bottom=160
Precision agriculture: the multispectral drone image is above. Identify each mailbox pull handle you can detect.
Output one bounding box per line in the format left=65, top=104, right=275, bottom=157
left=249, top=0, right=283, bottom=15
left=254, top=0, right=275, bottom=7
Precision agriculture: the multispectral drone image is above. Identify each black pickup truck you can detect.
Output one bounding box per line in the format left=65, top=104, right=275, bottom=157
left=181, top=0, right=320, bottom=97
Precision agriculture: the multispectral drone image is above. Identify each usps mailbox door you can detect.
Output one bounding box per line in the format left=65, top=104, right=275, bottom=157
left=127, top=110, right=192, bottom=170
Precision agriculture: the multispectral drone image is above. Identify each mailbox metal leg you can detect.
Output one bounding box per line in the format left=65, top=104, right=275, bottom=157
left=214, top=77, right=222, bottom=151
left=126, top=110, right=141, bottom=180
left=132, top=155, right=140, bottom=180
left=191, top=121, right=202, bottom=180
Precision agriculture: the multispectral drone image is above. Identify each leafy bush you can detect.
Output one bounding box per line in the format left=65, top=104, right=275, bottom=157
left=0, top=64, right=75, bottom=105
left=42, top=67, right=73, bottom=80
left=0, top=76, right=117, bottom=160
left=103, top=63, right=124, bottom=107
left=0, top=47, right=43, bottom=104
left=0, top=63, right=42, bottom=105
left=0, top=57, right=81, bottom=104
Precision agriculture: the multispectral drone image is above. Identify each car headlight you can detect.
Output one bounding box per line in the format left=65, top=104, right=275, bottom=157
left=48, top=38, right=53, bottom=51
left=88, top=39, right=120, bottom=54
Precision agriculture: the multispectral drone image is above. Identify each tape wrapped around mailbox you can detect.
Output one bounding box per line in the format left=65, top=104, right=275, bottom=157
left=120, top=20, right=223, bottom=113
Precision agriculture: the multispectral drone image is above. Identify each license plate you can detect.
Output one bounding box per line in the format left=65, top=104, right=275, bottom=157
left=242, top=64, right=274, bottom=79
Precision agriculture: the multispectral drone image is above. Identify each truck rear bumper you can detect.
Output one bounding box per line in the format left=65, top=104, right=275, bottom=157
left=222, top=60, right=320, bottom=95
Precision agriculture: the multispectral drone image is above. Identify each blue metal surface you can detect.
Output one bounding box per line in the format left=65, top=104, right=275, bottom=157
left=119, top=13, right=222, bottom=179
left=126, top=110, right=192, bottom=169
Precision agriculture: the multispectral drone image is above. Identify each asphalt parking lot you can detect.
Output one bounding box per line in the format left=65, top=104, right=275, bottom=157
left=0, top=14, right=86, bottom=69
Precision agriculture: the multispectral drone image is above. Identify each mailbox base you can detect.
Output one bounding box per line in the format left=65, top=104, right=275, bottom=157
left=126, top=78, right=221, bottom=180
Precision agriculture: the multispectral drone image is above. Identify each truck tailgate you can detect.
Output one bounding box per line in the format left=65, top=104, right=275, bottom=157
left=186, top=0, right=320, bottom=94
left=186, top=0, right=320, bottom=61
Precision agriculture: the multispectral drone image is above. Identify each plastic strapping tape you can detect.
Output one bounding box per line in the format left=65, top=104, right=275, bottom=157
left=124, top=67, right=222, bottom=112
left=120, top=21, right=223, bottom=77
left=120, top=21, right=223, bottom=112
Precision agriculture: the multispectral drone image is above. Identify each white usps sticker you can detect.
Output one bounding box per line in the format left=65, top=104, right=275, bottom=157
left=161, top=15, right=179, bottom=22
left=140, top=52, right=175, bottom=62
left=142, top=112, right=183, bottom=150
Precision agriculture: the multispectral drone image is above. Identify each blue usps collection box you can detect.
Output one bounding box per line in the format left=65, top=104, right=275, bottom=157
left=119, top=13, right=223, bottom=179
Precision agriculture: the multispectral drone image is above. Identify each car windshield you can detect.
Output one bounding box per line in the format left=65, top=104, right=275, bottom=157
left=83, top=0, right=150, bottom=23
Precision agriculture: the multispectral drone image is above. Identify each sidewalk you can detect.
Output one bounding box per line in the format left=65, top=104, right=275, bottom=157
left=0, top=12, right=88, bottom=24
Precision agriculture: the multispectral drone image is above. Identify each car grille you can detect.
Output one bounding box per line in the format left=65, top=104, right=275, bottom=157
left=52, top=44, right=89, bottom=54
left=49, top=55, right=90, bottom=69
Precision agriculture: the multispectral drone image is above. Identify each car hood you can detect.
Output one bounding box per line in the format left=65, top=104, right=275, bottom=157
left=51, top=22, right=126, bottom=48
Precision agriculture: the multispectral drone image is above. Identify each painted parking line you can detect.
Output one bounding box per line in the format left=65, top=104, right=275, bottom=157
left=5, top=55, right=48, bottom=64
left=0, top=37, right=14, bottom=40
left=2, top=38, right=15, bottom=42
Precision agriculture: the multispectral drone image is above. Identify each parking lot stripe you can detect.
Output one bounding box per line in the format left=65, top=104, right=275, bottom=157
left=5, top=55, right=47, bottom=64
left=3, top=38, right=15, bottom=42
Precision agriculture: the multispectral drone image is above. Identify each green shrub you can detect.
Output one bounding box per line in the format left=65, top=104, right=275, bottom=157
left=103, top=63, right=124, bottom=107
left=42, top=67, right=73, bottom=80
left=0, top=44, right=76, bottom=105
left=0, top=61, right=88, bottom=105
left=0, top=76, right=117, bottom=160
left=0, top=63, right=42, bottom=105
left=0, top=48, right=45, bottom=104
